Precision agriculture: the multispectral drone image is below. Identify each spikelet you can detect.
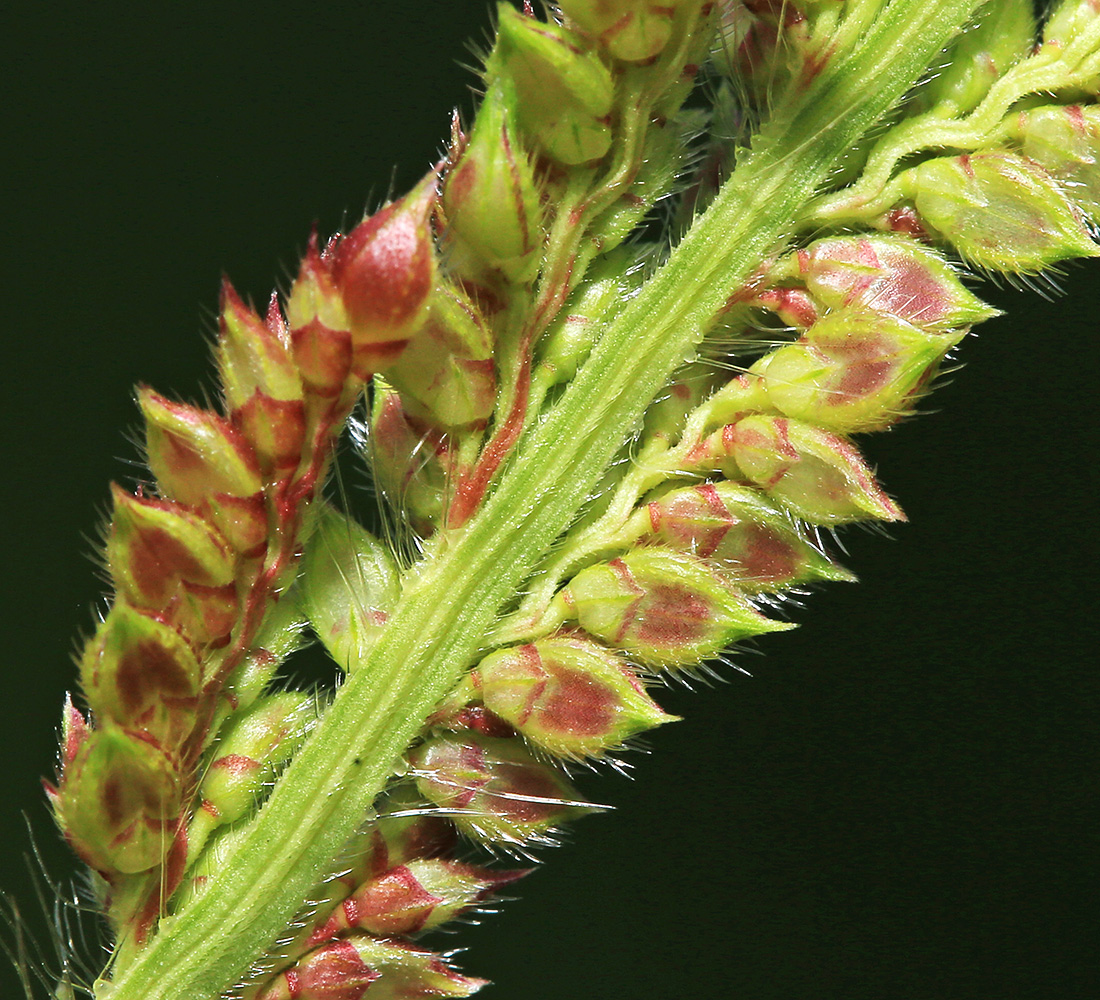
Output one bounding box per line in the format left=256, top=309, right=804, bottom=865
left=903, top=151, right=1099, bottom=272
left=411, top=733, right=592, bottom=848
left=251, top=937, right=485, bottom=1000
left=467, top=635, right=675, bottom=759
left=629, top=481, right=853, bottom=593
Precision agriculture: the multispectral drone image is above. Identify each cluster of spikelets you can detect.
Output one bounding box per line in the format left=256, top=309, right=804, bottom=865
left=42, top=1, right=1100, bottom=998
left=49, top=156, right=443, bottom=957
left=45, top=2, right=720, bottom=996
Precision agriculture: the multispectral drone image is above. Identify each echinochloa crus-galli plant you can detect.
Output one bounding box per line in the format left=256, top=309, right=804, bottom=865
left=4, top=2, right=1099, bottom=998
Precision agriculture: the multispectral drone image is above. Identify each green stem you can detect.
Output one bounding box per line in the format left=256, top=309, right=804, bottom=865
left=99, top=2, right=981, bottom=996
left=806, top=20, right=1100, bottom=227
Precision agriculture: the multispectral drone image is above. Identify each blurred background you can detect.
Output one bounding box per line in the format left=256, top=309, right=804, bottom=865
left=2, top=4, right=1096, bottom=998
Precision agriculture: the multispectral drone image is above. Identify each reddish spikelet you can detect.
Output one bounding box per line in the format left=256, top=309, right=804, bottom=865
left=139, top=389, right=269, bottom=554
left=252, top=937, right=485, bottom=1000
left=253, top=939, right=381, bottom=1000
left=330, top=173, right=438, bottom=367
left=219, top=283, right=299, bottom=392
left=140, top=390, right=264, bottom=505
left=793, top=234, right=996, bottom=329
left=107, top=486, right=237, bottom=610
left=561, top=548, right=792, bottom=668
left=47, top=697, right=91, bottom=823
left=411, top=733, right=589, bottom=846
left=173, top=580, right=240, bottom=648
left=473, top=636, right=674, bottom=758
left=218, top=282, right=309, bottom=477
left=234, top=392, right=309, bottom=478
left=56, top=728, right=182, bottom=875
left=286, top=236, right=355, bottom=397
left=80, top=603, right=201, bottom=746
left=641, top=481, right=853, bottom=592
left=753, top=310, right=964, bottom=433
left=60, top=694, right=90, bottom=769
left=728, top=415, right=905, bottom=523
left=305, top=858, right=527, bottom=943
left=267, top=799, right=461, bottom=970
left=356, top=808, right=459, bottom=884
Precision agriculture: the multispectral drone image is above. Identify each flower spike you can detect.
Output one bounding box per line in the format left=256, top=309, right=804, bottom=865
left=33, top=4, right=1100, bottom=999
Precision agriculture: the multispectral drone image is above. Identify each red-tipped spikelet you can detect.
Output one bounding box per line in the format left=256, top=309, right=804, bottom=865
left=219, top=281, right=307, bottom=477
left=56, top=728, right=182, bottom=875
left=252, top=937, right=485, bottom=1000
left=473, top=635, right=675, bottom=758
left=80, top=602, right=202, bottom=745
left=285, top=238, right=356, bottom=397
left=330, top=173, right=438, bottom=370
left=636, top=481, right=854, bottom=592
left=788, top=233, right=997, bottom=330
left=107, top=486, right=237, bottom=609
left=138, top=388, right=268, bottom=554
left=559, top=548, right=793, bottom=668
left=139, top=389, right=264, bottom=507
left=751, top=310, right=964, bottom=433
left=727, top=415, right=905, bottom=523
left=304, top=857, right=527, bottom=941
left=411, top=733, right=590, bottom=847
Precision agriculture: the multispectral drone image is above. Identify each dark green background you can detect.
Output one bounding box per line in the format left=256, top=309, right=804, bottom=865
left=2, top=4, right=1096, bottom=998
